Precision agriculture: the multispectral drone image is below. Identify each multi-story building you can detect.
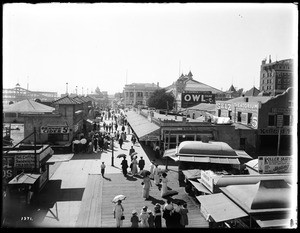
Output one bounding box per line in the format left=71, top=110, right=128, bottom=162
left=259, top=56, right=293, bottom=96
left=123, top=82, right=160, bottom=107
left=2, top=83, right=58, bottom=105
left=165, top=71, right=226, bottom=111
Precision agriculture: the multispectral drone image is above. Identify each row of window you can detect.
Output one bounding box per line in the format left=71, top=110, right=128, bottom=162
left=277, top=78, right=291, bottom=84
left=125, top=92, right=154, bottom=97
left=268, top=115, right=291, bottom=126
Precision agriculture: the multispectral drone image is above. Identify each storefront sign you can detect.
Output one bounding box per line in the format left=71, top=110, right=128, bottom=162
left=258, top=127, right=292, bottom=135
left=200, top=170, right=214, bottom=192
left=14, top=154, right=36, bottom=169
left=216, top=102, right=259, bottom=112
left=234, top=102, right=259, bottom=111
left=41, top=126, right=69, bottom=134
left=258, top=156, right=292, bottom=174
left=216, top=102, right=232, bottom=111
left=3, top=156, right=14, bottom=179
left=182, top=92, right=215, bottom=108
left=272, top=108, right=292, bottom=114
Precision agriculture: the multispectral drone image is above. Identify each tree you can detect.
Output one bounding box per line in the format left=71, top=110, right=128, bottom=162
left=147, top=89, right=175, bottom=110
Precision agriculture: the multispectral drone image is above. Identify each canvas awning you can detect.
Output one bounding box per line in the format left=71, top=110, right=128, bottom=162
left=164, top=153, right=240, bottom=165
left=8, top=173, right=41, bottom=185
left=182, top=169, right=202, bottom=179
left=252, top=214, right=291, bottom=228
left=196, top=193, right=248, bottom=223
left=189, top=180, right=212, bottom=194
left=126, top=111, right=160, bottom=141
left=46, top=154, right=74, bottom=164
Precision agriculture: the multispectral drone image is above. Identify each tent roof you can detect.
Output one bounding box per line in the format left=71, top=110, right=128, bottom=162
left=3, top=99, right=55, bottom=113
left=220, top=179, right=292, bottom=213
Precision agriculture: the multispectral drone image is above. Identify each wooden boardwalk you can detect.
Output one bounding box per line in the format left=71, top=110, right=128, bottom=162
left=76, top=170, right=209, bottom=228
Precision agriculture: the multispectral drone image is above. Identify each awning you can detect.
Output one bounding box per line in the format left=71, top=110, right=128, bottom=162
left=46, top=153, right=74, bottom=164
left=178, top=156, right=240, bottom=164
left=126, top=111, right=160, bottom=141
left=196, top=193, right=248, bottom=223
left=189, top=180, right=211, bottom=194
left=9, top=173, right=41, bottom=185
left=182, top=169, right=202, bottom=179
left=163, top=148, right=179, bottom=161
left=252, top=214, right=291, bottom=228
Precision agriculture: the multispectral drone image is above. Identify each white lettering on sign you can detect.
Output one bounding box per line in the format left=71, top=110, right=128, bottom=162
left=258, top=156, right=292, bottom=174
left=3, top=157, right=14, bottom=179
left=41, top=126, right=69, bottom=134
left=14, top=154, right=36, bottom=169
left=181, top=92, right=215, bottom=108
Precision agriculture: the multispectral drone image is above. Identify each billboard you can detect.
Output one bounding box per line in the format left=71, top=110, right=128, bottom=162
left=181, top=92, right=215, bottom=108
left=258, top=156, right=293, bottom=174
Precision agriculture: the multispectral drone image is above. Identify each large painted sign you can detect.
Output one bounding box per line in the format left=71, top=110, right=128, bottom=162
left=14, top=154, right=37, bottom=169
left=181, top=92, right=215, bottom=108
left=258, top=156, right=293, bottom=174
left=200, top=170, right=214, bottom=192
left=258, top=127, right=292, bottom=135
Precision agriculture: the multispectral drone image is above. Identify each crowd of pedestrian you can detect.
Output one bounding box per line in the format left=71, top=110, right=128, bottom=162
left=127, top=201, right=188, bottom=228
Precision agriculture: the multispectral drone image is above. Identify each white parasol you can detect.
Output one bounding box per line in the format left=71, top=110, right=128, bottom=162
left=112, top=194, right=126, bottom=203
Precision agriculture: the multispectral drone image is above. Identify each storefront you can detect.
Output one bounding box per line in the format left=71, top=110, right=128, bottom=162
left=3, top=145, right=54, bottom=191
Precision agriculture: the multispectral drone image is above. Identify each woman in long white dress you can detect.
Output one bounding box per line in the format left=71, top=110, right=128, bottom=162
left=160, top=172, right=169, bottom=197
left=113, top=200, right=124, bottom=228
left=160, top=172, right=178, bottom=198
left=153, top=164, right=161, bottom=185
left=149, top=161, right=155, bottom=179
left=131, top=157, right=138, bottom=175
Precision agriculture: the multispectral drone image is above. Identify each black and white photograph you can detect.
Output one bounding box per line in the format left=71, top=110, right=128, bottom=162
left=2, top=2, right=298, bottom=228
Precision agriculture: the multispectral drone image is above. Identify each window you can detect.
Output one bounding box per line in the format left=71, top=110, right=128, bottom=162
left=130, top=92, right=134, bottom=97
left=247, top=113, right=252, bottom=125
left=237, top=112, right=242, bottom=122
left=278, top=79, right=281, bottom=84
left=228, top=111, right=232, bottom=120
left=283, top=115, right=290, bottom=126
left=268, top=115, right=276, bottom=126
left=240, top=138, right=246, bottom=150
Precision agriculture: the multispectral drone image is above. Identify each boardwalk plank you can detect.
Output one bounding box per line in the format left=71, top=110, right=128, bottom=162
left=76, top=171, right=208, bottom=228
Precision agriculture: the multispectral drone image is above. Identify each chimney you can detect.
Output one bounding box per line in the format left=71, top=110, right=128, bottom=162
left=157, top=82, right=159, bottom=87
left=269, top=55, right=272, bottom=63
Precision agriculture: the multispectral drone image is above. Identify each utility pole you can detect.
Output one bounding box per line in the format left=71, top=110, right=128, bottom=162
left=34, top=127, right=37, bottom=173
left=111, top=134, right=114, bottom=166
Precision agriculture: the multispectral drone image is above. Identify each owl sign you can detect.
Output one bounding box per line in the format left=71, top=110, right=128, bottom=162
left=181, top=92, right=215, bottom=108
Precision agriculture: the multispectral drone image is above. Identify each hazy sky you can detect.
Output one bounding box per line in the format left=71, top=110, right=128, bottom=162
left=3, top=3, right=298, bottom=96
